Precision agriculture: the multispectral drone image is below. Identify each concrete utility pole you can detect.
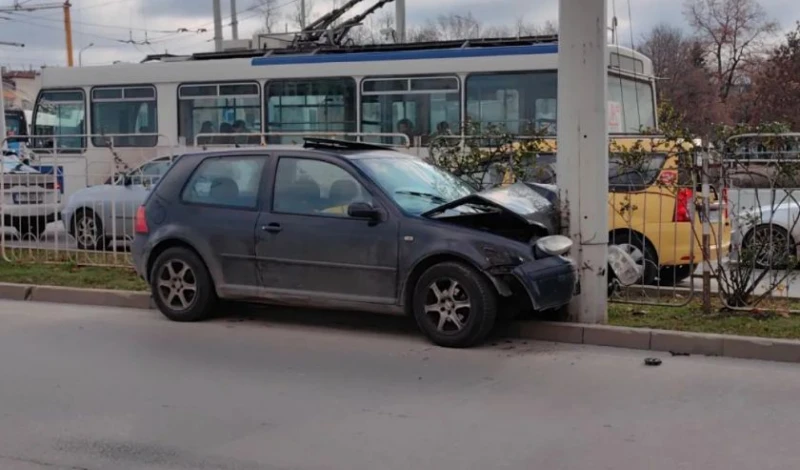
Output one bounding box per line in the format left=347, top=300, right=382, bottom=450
left=395, top=0, right=405, bottom=43
left=556, top=0, right=609, bottom=323
left=212, top=0, right=223, bottom=51
left=300, top=0, right=306, bottom=28
left=230, top=0, right=239, bottom=40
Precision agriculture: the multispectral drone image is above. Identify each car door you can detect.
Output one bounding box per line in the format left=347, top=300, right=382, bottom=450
left=255, top=154, right=400, bottom=304
left=180, top=153, right=269, bottom=289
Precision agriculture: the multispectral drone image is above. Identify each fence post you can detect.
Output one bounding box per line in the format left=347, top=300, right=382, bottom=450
left=701, top=150, right=712, bottom=314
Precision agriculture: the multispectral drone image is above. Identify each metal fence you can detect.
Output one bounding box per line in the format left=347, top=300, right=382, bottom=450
left=3, top=130, right=800, bottom=316
left=1, top=133, right=180, bottom=267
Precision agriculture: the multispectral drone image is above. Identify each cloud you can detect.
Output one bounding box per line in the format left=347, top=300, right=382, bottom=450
left=0, top=0, right=795, bottom=68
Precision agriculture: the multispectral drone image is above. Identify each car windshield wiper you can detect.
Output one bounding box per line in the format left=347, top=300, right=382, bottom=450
left=395, top=190, right=448, bottom=204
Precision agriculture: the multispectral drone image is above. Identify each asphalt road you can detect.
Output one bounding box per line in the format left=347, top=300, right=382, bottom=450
left=1, top=301, right=799, bottom=470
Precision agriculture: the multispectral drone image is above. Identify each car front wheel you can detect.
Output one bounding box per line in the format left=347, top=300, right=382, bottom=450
left=72, top=209, right=105, bottom=251
left=412, top=261, right=498, bottom=348
left=150, top=247, right=217, bottom=322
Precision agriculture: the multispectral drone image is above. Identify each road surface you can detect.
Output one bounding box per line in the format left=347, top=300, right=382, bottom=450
left=0, top=301, right=799, bottom=470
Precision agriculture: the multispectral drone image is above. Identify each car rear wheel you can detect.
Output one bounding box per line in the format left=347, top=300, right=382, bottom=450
left=412, top=262, right=497, bottom=348
left=658, top=264, right=694, bottom=286
left=12, top=216, right=48, bottom=241
left=610, top=231, right=659, bottom=285
left=72, top=209, right=105, bottom=251
left=150, top=247, right=217, bottom=322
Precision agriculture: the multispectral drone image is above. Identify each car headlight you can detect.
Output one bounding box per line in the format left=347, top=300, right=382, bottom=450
left=534, top=235, right=573, bottom=258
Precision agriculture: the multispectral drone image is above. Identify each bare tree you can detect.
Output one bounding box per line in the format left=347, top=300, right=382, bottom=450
left=256, top=0, right=283, bottom=34
left=639, top=23, right=728, bottom=135
left=292, top=0, right=316, bottom=29
left=750, top=22, right=800, bottom=128
left=684, top=0, right=778, bottom=101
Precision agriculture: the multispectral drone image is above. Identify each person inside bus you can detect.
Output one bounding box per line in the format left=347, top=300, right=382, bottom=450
left=397, top=118, right=414, bottom=146
left=232, top=119, right=258, bottom=145
left=217, top=122, right=233, bottom=145
left=198, top=121, right=215, bottom=145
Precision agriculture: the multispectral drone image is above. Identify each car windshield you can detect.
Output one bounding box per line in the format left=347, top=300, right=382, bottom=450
left=355, top=156, right=475, bottom=215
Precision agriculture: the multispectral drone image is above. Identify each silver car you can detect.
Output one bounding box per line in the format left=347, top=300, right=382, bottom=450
left=61, top=157, right=172, bottom=250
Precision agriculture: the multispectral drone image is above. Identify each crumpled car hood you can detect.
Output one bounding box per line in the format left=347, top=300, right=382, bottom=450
left=421, top=182, right=560, bottom=234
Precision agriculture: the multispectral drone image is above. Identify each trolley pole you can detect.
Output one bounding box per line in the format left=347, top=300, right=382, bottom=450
left=556, top=0, right=609, bottom=323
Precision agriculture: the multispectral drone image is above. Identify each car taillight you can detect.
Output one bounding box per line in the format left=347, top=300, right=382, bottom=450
left=134, top=206, right=148, bottom=234
left=674, top=188, right=694, bottom=223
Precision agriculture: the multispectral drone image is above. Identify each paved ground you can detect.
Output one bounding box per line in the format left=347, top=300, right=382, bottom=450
left=0, top=301, right=799, bottom=470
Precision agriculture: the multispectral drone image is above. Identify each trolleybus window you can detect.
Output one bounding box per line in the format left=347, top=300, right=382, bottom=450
left=32, top=89, right=86, bottom=150
left=91, top=86, right=158, bottom=147
left=608, top=76, right=656, bottom=133
left=265, top=77, right=356, bottom=144
left=466, top=72, right=556, bottom=134
left=178, top=82, right=261, bottom=146
left=361, top=76, right=459, bottom=146
left=466, top=72, right=656, bottom=135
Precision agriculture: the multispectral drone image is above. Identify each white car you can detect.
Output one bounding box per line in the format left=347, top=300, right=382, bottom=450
left=61, top=156, right=172, bottom=250
left=737, top=201, right=800, bottom=269
left=1, top=152, right=62, bottom=239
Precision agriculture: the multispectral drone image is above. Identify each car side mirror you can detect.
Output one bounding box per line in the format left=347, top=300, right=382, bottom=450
left=348, top=202, right=382, bottom=221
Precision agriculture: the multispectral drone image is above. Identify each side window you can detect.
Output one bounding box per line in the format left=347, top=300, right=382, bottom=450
left=32, top=89, right=86, bottom=150
left=178, top=83, right=261, bottom=146
left=181, top=156, right=267, bottom=209
left=272, top=158, right=372, bottom=217
left=466, top=72, right=556, bottom=135
left=361, top=76, right=460, bottom=147
left=91, top=86, right=158, bottom=147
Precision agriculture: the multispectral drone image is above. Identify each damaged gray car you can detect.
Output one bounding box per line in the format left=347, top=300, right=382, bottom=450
left=132, top=139, right=578, bottom=348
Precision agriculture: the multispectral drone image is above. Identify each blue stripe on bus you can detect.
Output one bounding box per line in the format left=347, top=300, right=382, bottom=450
left=251, top=44, right=558, bottom=66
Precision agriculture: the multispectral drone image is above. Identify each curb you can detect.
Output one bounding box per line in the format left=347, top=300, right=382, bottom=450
left=0, top=282, right=152, bottom=310
left=2, top=282, right=800, bottom=364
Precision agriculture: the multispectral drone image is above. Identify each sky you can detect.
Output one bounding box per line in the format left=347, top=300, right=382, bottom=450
left=0, top=0, right=798, bottom=69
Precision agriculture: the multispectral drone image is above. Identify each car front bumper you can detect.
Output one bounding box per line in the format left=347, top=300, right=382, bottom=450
left=512, top=256, right=577, bottom=311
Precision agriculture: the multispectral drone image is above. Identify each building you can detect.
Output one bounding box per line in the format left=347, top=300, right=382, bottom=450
left=2, top=69, right=41, bottom=111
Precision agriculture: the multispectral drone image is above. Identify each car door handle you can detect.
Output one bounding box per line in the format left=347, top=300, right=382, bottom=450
left=261, top=223, right=282, bottom=233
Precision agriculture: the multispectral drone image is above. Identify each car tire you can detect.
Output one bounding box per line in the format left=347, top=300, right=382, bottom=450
left=609, top=231, right=659, bottom=285
left=72, top=209, right=105, bottom=251
left=412, top=261, right=498, bottom=348
left=150, top=247, right=217, bottom=322
left=743, top=225, right=797, bottom=269
left=658, top=265, right=694, bottom=286
left=12, top=216, right=48, bottom=241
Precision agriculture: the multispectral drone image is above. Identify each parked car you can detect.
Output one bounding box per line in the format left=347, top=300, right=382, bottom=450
left=736, top=201, right=800, bottom=269
left=132, top=139, right=578, bottom=348
left=1, top=151, right=62, bottom=239
left=61, top=156, right=172, bottom=250
left=496, top=138, right=733, bottom=286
